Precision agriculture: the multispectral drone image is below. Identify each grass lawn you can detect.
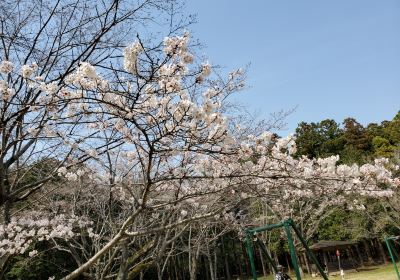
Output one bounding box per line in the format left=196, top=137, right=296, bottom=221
left=257, top=263, right=400, bottom=280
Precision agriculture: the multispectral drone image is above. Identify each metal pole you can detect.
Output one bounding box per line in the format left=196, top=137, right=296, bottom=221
left=337, top=253, right=344, bottom=280
left=245, top=231, right=258, bottom=280
left=284, top=221, right=302, bottom=280
left=256, top=238, right=278, bottom=273
left=385, top=237, right=400, bottom=280
left=248, top=222, right=285, bottom=234
left=290, top=219, right=329, bottom=280
left=393, top=241, right=400, bottom=261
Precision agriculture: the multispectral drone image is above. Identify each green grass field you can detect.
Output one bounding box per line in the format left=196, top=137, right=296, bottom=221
left=257, top=263, right=400, bottom=280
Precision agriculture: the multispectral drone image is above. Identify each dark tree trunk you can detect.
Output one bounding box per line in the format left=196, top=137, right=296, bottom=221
left=116, top=241, right=128, bottom=280
left=233, top=239, right=243, bottom=278
left=285, top=253, right=292, bottom=273
left=242, top=243, right=251, bottom=277
left=377, top=240, right=388, bottom=264
left=221, top=236, right=232, bottom=280
left=258, top=246, right=268, bottom=277
left=303, top=253, right=311, bottom=275
left=203, top=256, right=210, bottom=280
left=323, top=251, right=328, bottom=274
left=363, top=240, right=374, bottom=264
left=355, top=244, right=365, bottom=267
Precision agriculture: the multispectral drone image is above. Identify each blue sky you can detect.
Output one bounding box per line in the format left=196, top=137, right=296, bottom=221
left=184, top=0, right=400, bottom=133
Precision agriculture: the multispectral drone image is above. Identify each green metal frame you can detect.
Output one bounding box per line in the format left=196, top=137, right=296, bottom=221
left=245, top=218, right=329, bottom=280
left=385, top=236, right=400, bottom=280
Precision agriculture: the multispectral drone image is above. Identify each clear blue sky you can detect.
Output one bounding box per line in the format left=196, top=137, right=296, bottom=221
left=184, top=0, right=400, bottom=133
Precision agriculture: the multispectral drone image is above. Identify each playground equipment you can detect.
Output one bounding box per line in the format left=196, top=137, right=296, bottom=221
left=385, top=236, right=400, bottom=280
left=244, top=218, right=329, bottom=280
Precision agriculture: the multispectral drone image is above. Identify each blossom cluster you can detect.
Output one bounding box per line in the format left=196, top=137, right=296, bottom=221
left=0, top=214, right=95, bottom=257
left=123, top=41, right=143, bottom=74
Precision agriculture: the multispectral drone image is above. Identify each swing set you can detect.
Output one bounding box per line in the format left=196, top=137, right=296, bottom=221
left=385, top=236, right=400, bottom=280
left=244, top=218, right=329, bottom=280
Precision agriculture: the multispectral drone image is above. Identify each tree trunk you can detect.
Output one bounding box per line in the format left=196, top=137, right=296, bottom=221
left=189, top=253, right=198, bottom=280
left=243, top=243, right=251, bottom=277
left=273, top=252, right=279, bottom=264
left=127, top=261, right=154, bottom=280
left=0, top=254, right=10, bottom=280
left=377, top=240, right=388, bottom=264
left=285, top=253, right=292, bottom=273
left=178, top=254, right=185, bottom=280
left=188, top=227, right=200, bottom=280
left=233, top=241, right=243, bottom=277
left=63, top=231, right=124, bottom=280
left=303, top=253, right=311, bottom=275
left=355, top=244, right=365, bottom=267
left=323, top=251, right=328, bottom=274
left=363, top=240, right=374, bottom=264
left=63, top=210, right=142, bottom=280
left=213, top=249, right=218, bottom=280
left=3, top=199, right=10, bottom=224
left=157, top=263, right=162, bottom=280
left=207, top=252, right=216, bottom=280
left=258, top=246, right=267, bottom=277
left=203, top=256, right=211, bottom=280
left=117, top=241, right=129, bottom=280
left=221, top=236, right=232, bottom=280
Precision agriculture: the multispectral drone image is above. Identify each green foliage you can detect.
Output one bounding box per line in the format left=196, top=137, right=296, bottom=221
left=342, top=118, right=372, bottom=151
left=16, top=158, right=62, bottom=186
left=5, top=241, right=78, bottom=280
left=316, top=208, right=368, bottom=241
left=295, top=112, right=400, bottom=164
left=295, top=119, right=344, bottom=159
left=368, top=111, right=400, bottom=160
left=372, top=136, right=396, bottom=158
left=316, top=208, right=351, bottom=240
left=295, top=111, right=400, bottom=243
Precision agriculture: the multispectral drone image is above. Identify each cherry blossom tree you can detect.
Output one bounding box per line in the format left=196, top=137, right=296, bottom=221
left=0, top=3, right=399, bottom=279
left=0, top=0, right=190, bottom=223
left=1, top=32, right=399, bottom=276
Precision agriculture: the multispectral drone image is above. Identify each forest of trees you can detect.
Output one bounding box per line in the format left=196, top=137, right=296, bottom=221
left=294, top=113, right=400, bottom=238
left=295, top=113, right=400, bottom=164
